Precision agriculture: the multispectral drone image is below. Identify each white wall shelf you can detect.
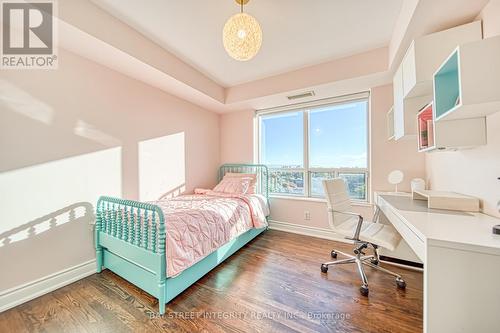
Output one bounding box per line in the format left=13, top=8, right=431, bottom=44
left=392, top=21, right=482, bottom=141
left=386, top=107, right=395, bottom=140
left=417, top=102, right=434, bottom=151
left=416, top=102, right=487, bottom=152
left=393, top=66, right=429, bottom=139
left=434, top=35, right=500, bottom=121
left=402, top=21, right=482, bottom=99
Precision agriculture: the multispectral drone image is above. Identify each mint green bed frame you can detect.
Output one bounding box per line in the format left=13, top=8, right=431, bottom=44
left=95, top=164, right=269, bottom=314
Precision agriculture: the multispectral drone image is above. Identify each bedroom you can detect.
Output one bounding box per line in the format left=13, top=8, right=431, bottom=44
left=1, top=0, right=500, bottom=332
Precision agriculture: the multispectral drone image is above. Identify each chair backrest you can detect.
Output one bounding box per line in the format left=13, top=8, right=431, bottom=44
left=322, top=178, right=353, bottom=230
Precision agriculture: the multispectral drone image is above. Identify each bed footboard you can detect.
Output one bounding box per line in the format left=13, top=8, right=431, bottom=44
left=95, top=196, right=167, bottom=313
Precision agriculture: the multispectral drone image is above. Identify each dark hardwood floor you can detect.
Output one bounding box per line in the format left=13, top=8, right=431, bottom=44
left=0, top=230, right=423, bottom=333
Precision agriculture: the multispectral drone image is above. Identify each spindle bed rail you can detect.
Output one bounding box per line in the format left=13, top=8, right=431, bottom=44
left=95, top=164, right=269, bottom=314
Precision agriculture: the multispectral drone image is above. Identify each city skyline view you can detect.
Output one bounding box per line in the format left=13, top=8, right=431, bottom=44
left=259, top=100, right=368, bottom=199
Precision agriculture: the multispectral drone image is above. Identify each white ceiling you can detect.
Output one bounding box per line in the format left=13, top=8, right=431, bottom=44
left=92, top=0, right=403, bottom=87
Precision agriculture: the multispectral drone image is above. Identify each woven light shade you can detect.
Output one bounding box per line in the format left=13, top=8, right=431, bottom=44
left=223, top=13, right=262, bottom=61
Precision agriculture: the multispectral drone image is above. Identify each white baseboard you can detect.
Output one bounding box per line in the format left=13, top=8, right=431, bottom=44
left=0, top=260, right=96, bottom=313
left=268, top=220, right=352, bottom=244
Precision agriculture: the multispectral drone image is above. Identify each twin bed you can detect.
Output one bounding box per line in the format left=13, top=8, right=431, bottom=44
left=94, top=164, right=269, bottom=314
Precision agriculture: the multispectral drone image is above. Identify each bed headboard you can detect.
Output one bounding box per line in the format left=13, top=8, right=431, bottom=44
left=218, top=164, right=269, bottom=199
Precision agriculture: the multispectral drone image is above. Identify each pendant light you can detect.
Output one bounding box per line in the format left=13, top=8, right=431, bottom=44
left=223, top=0, right=262, bottom=61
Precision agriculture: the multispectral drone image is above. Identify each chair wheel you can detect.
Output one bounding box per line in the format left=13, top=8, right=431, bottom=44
left=370, top=258, right=379, bottom=265
left=396, top=277, right=406, bottom=289
left=360, top=285, right=369, bottom=296
left=331, top=250, right=337, bottom=259
left=321, top=264, right=328, bottom=273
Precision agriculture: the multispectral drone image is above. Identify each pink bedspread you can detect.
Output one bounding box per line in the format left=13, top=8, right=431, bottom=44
left=150, top=192, right=269, bottom=277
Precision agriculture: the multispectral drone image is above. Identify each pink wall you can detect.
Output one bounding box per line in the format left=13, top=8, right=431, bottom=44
left=0, top=49, right=220, bottom=291
left=425, top=0, right=500, bottom=218
left=370, top=85, right=426, bottom=193
left=220, top=84, right=425, bottom=229
left=58, top=0, right=225, bottom=104
left=220, top=110, right=254, bottom=163
left=226, top=47, right=388, bottom=104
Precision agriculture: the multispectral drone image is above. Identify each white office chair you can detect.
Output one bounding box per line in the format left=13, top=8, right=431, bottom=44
left=320, top=178, right=406, bottom=296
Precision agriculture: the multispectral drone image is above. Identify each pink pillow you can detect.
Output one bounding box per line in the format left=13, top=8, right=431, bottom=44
left=223, top=173, right=257, bottom=194
left=213, top=177, right=250, bottom=194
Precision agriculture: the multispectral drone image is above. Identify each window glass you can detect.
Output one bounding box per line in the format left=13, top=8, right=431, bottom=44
left=260, top=111, right=303, bottom=168
left=339, top=173, right=367, bottom=200
left=309, top=101, right=368, bottom=168
left=258, top=98, right=369, bottom=200
left=269, top=170, right=305, bottom=195
left=310, top=172, right=335, bottom=197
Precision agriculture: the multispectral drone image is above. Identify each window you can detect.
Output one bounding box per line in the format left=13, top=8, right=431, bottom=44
left=258, top=95, right=369, bottom=201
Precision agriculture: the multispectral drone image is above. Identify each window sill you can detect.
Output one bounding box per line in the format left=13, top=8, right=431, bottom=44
left=269, top=195, right=372, bottom=207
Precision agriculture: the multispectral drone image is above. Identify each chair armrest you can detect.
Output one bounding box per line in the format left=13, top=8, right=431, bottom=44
left=372, top=205, right=381, bottom=224
left=327, top=208, right=364, bottom=240
left=328, top=208, right=361, bottom=218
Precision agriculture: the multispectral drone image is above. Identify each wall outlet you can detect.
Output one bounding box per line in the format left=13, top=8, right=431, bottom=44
left=304, top=211, right=311, bottom=220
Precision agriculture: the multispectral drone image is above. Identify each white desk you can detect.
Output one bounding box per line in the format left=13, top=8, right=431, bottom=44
left=375, top=193, right=500, bottom=333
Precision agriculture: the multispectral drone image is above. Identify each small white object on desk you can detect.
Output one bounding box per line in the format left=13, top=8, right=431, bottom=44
left=412, top=189, right=480, bottom=212
left=410, top=178, right=426, bottom=192
left=388, top=170, right=404, bottom=192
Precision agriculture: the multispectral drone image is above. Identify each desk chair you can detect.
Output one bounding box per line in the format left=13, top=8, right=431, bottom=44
left=320, top=179, right=406, bottom=296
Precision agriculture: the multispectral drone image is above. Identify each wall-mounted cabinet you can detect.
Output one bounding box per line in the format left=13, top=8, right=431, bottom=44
left=417, top=103, right=434, bottom=151
left=393, top=65, right=429, bottom=140
left=387, top=107, right=394, bottom=140
left=434, top=35, right=500, bottom=121
left=392, top=21, right=482, bottom=141
left=393, top=66, right=406, bottom=139
left=402, top=21, right=482, bottom=99
left=417, top=102, right=487, bottom=152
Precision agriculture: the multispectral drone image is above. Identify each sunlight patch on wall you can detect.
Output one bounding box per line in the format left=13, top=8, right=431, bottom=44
left=138, top=133, right=185, bottom=201
left=0, top=148, right=122, bottom=240
left=74, top=120, right=121, bottom=146
left=0, top=80, right=54, bottom=125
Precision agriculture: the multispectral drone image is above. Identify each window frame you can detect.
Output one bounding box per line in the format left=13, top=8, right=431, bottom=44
left=256, top=92, right=370, bottom=203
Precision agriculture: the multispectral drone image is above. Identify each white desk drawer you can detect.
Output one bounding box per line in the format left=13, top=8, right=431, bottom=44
left=378, top=198, right=426, bottom=261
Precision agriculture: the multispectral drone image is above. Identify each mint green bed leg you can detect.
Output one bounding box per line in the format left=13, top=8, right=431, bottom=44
left=157, top=207, right=166, bottom=315
left=95, top=200, right=103, bottom=273
left=158, top=281, right=166, bottom=315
